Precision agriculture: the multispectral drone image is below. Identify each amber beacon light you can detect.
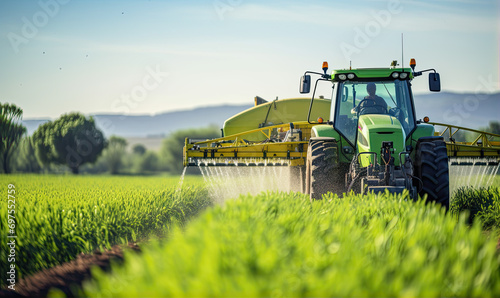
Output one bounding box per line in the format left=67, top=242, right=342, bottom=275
left=410, top=58, right=416, bottom=71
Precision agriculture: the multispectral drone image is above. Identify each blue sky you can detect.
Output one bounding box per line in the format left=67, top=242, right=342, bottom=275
left=0, top=0, right=498, bottom=119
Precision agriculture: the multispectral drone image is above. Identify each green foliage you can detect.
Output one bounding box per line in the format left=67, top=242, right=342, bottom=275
left=32, top=113, right=106, bottom=174
left=11, top=137, right=42, bottom=173
left=450, top=186, right=500, bottom=230
left=78, top=153, right=109, bottom=174
left=136, top=151, right=159, bottom=173
left=132, top=144, right=147, bottom=156
left=0, top=103, right=27, bottom=173
left=0, top=175, right=209, bottom=285
left=84, top=191, right=500, bottom=297
left=71, top=142, right=161, bottom=175
left=159, top=125, right=220, bottom=173
left=483, top=121, right=500, bottom=135
left=102, top=136, right=127, bottom=174
left=10, top=125, right=220, bottom=175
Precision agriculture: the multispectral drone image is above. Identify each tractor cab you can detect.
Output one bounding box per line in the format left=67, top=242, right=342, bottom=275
left=300, top=62, right=441, bottom=167
left=330, top=69, right=416, bottom=147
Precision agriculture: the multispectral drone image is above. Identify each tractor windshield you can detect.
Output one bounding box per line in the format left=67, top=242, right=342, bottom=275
left=331, top=79, right=415, bottom=145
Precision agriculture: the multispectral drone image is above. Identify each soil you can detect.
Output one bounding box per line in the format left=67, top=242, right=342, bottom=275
left=0, top=243, right=140, bottom=298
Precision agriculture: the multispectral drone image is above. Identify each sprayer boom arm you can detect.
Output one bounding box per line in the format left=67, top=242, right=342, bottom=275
left=184, top=120, right=500, bottom=168
left=429, top=122, right=500, bottom=160
left=184, top=122, right=314, bottom=167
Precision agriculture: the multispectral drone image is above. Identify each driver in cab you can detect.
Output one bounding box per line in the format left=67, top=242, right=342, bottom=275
left=352, top=82, right=388, bottom=115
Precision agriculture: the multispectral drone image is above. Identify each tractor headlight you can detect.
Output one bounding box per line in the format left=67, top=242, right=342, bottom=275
left=338, top=74, right=347, bottom=80
left=347, top=73, right=355, bottom=79
left=400, top=72, right=408, bottom=79
left=391, top=72, right=399, bottom=78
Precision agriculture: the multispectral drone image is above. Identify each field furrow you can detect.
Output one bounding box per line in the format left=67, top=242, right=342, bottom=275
left=0, top=175, right=209, bottom=286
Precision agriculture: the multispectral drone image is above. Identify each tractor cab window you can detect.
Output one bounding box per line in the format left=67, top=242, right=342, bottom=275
left=331, top=80, right=416, bottom=145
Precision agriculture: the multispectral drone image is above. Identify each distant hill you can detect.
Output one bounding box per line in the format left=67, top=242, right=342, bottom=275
left=22, top=92, right=500, bottom=138
left=413, top=92, right=500, bottom=129
left=23, top=104, right=253, bottom=137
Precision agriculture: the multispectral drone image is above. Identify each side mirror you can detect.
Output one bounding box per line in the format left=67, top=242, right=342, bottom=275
left=299, top=75, right=311, bottom=94
left=429, top=72, right=441, bottom=92
left=342, top=86, right=349, bottom=102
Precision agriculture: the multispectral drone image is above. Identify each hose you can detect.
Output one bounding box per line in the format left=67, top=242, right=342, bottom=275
left=347, top=168, right=367, bottom=193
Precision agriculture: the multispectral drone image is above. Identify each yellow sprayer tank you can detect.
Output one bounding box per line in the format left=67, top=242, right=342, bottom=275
left=223, top=97, right=331, bottom=141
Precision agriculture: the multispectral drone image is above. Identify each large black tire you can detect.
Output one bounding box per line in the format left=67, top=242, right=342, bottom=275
left=306, top=140, right=341, bottom=201
left=415, top=137, right=450, bottom=209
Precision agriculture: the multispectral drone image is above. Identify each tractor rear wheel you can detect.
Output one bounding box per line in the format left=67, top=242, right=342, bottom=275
left=415, top=137, right=450, bottom=210
left=306, top=139, right=340, bottom=201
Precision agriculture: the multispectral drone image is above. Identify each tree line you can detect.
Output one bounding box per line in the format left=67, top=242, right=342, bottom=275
left=1, top=103, right=220, bottom=175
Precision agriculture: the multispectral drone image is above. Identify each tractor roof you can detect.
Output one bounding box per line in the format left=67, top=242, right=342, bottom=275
left=331, top=68, right=413, bottom=82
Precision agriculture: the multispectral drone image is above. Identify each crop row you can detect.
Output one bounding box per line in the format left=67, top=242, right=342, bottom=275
left=0, top=175, right=209, bottom=284
left=84, top=190, right=500, bottom=297
left=451, top=186, right=500, bottom=230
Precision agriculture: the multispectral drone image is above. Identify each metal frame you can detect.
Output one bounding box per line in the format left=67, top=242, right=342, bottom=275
left=428, top=121, right=500, bottom=158
left=184, top=122, right=314, bottom=167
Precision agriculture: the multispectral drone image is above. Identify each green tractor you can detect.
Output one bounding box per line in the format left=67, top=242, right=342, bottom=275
left=184, top=59, right=500, bottom=208
left=301, top=60, right=448, bottom=207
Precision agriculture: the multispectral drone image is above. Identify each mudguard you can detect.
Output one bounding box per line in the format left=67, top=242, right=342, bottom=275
left=311, top=125, right=340, bottom=139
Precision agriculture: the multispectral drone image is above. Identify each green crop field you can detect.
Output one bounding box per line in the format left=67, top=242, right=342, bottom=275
left=83, top=190, right=500, bottom=297
left=1, top=174, right=499, bottom=297
left=0, top=174, right=208, bottom=284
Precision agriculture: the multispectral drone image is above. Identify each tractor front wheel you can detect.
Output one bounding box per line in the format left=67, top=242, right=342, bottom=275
left=306, top=139, right=340, bottom=201
left=415, top=137, right=450, bottom=210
